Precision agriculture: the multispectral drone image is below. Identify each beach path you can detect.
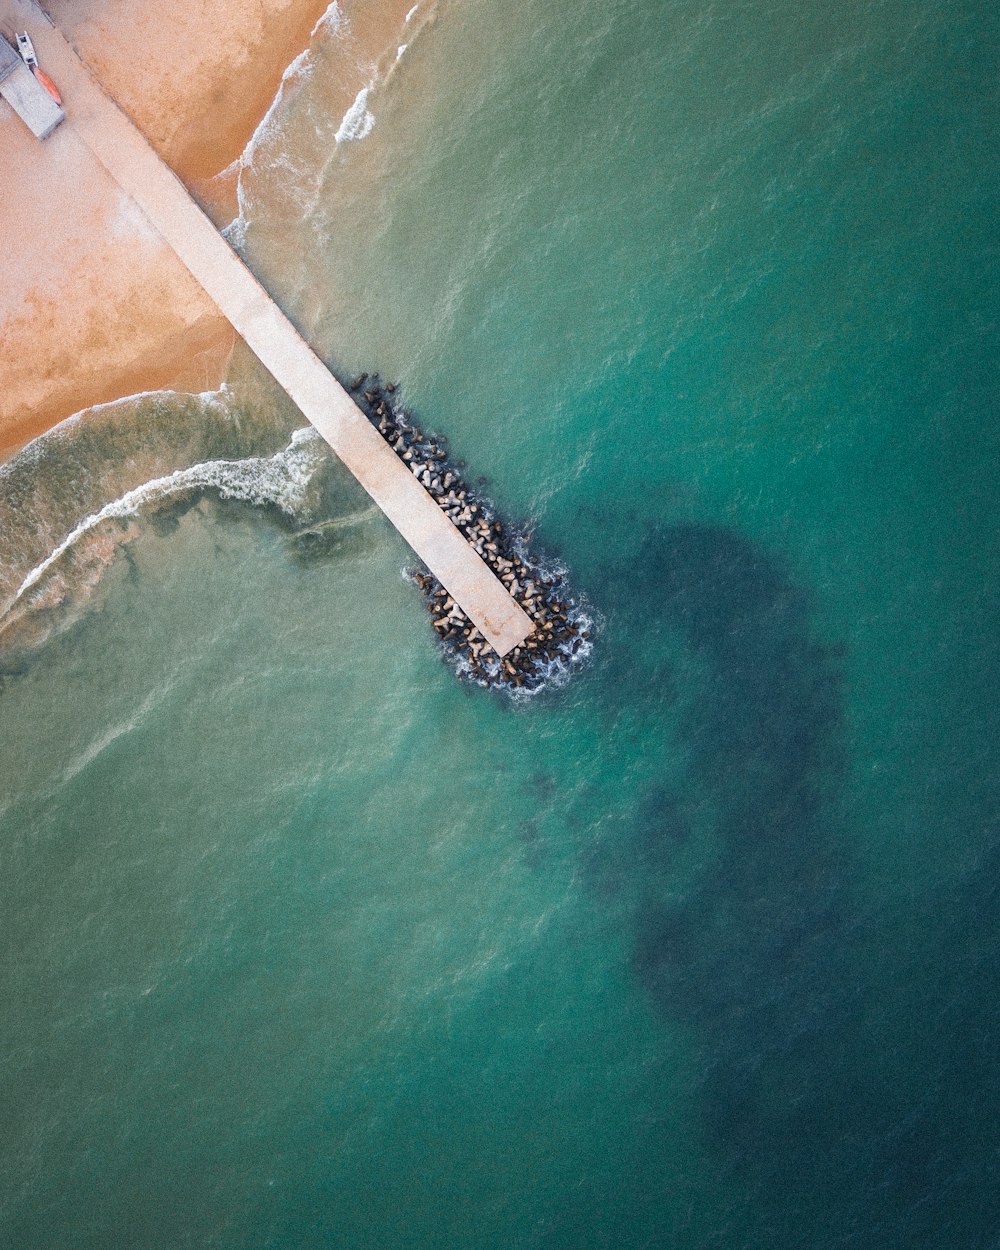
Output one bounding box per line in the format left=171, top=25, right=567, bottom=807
left=0, top=0, right=535, bottom=657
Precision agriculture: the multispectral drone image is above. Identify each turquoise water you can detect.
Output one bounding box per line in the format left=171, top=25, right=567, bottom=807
left=2, top=0, right=999, bottom=1245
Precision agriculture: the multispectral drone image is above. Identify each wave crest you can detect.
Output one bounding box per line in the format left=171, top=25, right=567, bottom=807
left=335, top=86, right=376, bottom=143
left=10, top=428, right=327, bottom=610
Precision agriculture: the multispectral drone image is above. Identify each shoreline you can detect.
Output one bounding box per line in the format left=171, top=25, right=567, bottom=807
left=0, top=0, right=416, bottom=460
left=39, top=0, right=336, bottom=187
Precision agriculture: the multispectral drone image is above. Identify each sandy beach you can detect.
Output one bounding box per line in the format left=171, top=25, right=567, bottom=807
left=0, top=0, right=417, bottom=458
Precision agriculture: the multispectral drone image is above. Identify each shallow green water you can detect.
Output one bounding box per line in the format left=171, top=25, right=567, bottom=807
left=2, top=0, right=999, bottom=1245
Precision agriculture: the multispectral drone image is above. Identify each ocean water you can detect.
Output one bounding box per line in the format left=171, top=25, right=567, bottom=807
left=2, top=0, right=999, bottom=1246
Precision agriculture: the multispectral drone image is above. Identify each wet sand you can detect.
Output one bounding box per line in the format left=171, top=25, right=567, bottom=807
left=0, top=0, right=417, bottom=458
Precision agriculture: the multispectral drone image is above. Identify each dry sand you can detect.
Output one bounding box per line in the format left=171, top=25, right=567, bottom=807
left=0, top=110, right=237, bottom=454
left=0, top=0, right=412, bottom=458
left=40, top=0, right=336, bottom=185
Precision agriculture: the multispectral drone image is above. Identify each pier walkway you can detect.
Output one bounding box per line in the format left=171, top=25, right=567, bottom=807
left=0, top=0, right=534, bottom=656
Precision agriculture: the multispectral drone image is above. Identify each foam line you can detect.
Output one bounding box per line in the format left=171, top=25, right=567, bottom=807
left=9, top=430, right=327, bottom=609
left=335, top=85, right=375, bottom=143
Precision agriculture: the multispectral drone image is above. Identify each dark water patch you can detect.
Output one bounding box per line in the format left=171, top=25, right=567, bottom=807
left=598, top=523, right=860, bottom=1226
left=637, top=787, right=694, bottom=851
left=518, top=818, right=547, bottom=870
left=594, top=520, right=1000, bottom=1246
left=289, top=515, right=382, bottom=565
left=530, top=770, right=556, bottom=800
left=144, top=490, right=205, bottom=537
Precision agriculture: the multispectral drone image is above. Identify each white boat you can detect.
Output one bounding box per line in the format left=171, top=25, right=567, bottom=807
left=15, top=31, right=38, bottom=70
left=15, top=30, right=62, bottom=105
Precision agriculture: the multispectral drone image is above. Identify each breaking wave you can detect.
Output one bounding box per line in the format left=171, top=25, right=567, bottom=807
left=9, top=429, right=327, bottom=610
left=335, top=86, right=375, bottom=143
left=222, top=0, right=349, bottom=247
left=223, top=0, right=436, bottom=249
left=0, top=428, right=336, bottom=661
left=240, top=0, right=346, bottom=172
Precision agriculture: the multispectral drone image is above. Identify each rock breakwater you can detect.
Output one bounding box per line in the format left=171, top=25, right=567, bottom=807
left=348, top=373, right=591, bottom=693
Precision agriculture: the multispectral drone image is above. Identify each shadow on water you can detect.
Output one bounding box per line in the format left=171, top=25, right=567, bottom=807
left=598, top=521, right=1000, bottom=1248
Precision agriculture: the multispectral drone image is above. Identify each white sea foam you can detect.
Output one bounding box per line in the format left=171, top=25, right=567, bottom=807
left=311, top=0, right=345, bottom=40
left=254, top=0, right=346, bottom=156
left=222, top=0, right=348, bottom=243
left=9, top=429, right=328, bottom=610
left=0, top=387, right=230, bottom=480
left=335, top=85, right=376, bottom=143
left=222, top=0, right=433, bottom=244
left=61, top=679, right=175, bottom=784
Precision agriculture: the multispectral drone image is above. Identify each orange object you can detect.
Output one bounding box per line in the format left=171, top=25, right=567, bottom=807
left=33, top=66, right=62, bottom=106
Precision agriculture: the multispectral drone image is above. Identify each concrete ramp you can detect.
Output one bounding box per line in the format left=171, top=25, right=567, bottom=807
left=1, top=0, right=535, bottom=657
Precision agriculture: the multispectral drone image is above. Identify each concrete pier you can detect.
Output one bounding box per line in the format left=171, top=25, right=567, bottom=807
left=0, top=0, right=534, bottom=657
